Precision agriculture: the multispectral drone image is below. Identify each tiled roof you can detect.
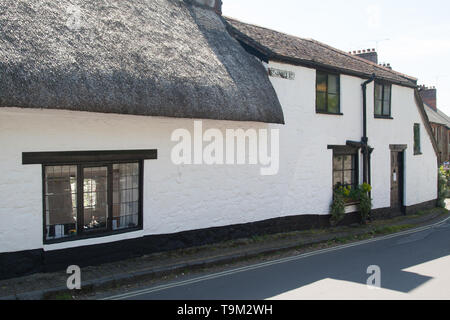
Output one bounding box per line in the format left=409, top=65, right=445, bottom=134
left=424, top=104, right=450, bottom=128
left=225, top=17, right=417, bottom=88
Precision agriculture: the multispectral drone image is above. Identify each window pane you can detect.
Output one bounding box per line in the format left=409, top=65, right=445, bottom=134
left=343, top=170, right=353, bottom=185
left=316, top=92, right=327, bottom=111
left=343, top=155, right=353, bottom=170
left=374, top=83, right=383, bottom=101
left=383, top=85, right=391, bottom=102
left=328, top=93, right=339, bottom=113
left=316, top=72, right=327, bottom=92
left=45, top=165, right=78, bottom=240
left=333, top=153, right=357, bottom=190
left=374, top=99, right=383, bottom=116
left=83, top=167, right=108, bottom=232
left=382, top=100, right=391, bottom=116
left=327, top=74, right=339, bottom=94
left=383, top=85, right=391, bottom=116
left=112, top=163, right=139, bottom=230
left=333, top=172, right=343, bottom=188
left=414, top=124, right=421, bottom=154
left=333, top=155, right=343, bottom=171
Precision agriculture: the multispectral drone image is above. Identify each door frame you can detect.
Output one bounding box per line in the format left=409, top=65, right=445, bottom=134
left=389, top=145, right=407, bottom=213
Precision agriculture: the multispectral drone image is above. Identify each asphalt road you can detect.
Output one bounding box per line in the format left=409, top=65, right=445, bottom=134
left=104, top=216, right=450, bottom=300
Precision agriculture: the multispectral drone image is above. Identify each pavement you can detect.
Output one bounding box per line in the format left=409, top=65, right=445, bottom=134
left=0, top=205, right=449, bottom=300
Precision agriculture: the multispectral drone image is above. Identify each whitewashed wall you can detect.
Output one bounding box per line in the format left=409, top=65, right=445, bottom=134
left=0, top=62, right=437, bottom=253
left=267, top=61, right=437, bottom=211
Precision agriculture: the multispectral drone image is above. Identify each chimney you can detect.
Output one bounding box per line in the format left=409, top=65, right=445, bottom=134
left=351, top=48, right=378, bottom=64
left=193, top=0, right=222, bottom=14
left=419, top=86, right=437, bottom=111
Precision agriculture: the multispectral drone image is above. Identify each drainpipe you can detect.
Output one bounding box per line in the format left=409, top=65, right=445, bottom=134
left=361, top=74, right=376, bottom=184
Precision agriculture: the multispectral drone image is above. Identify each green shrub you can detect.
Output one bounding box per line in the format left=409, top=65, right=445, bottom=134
left=330, top=183, right=373, bottom=225
left=438, top=166, right=448, bottom=208
left=358, top=187, right=372, bottom=224
left=330, top=187, right=346, bottom=226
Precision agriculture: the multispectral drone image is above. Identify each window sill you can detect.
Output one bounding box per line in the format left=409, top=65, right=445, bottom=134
left=414, top=152, right=423, bottom=156
left=316, top=111, right=344, bottom=116
left=43, top=226, right=143, bottom=245
left=374, top=115, right=394, bottom=120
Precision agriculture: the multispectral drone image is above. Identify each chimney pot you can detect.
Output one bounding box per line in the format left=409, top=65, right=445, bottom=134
left=419, top=85, right=437, bottom=111
left=354, top=48, right=378, bottom=64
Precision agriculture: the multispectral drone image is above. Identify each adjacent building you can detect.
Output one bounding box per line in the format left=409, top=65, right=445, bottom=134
left=419, top=86, right=450, bottom=165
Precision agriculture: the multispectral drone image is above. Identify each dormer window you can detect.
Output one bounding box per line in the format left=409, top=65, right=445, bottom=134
left=374, top=82, right=392, bottom=118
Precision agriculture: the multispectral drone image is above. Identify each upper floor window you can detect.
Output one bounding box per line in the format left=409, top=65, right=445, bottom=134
left=316, top=71, right=340, bottom=114
left=414, top=123, right=422, bottom=155
left=374, top=82, right=392, bottom=118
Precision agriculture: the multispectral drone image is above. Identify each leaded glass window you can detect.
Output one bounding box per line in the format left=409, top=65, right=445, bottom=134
left=44, top=162, right=142, bottom=242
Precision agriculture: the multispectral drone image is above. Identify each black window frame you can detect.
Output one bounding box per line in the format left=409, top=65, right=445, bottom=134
left=316, top=70, right=342, bottom=115
left=22, top=149, right=157, bottom=245
left=329, top=145, right=359, bottom=190
left=414, top=123, right=422, bottom=155
left=42, top=161, right=144, bottom=244
left=374, top=81, right=392, bottom=119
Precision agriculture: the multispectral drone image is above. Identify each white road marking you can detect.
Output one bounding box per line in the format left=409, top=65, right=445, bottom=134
left=102, top=215, right=450, bottom=300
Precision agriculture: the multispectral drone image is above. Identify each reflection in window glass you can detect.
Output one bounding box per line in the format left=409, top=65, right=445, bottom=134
left=44, top=166, right=78, bottom=240
left=374, top=82, right=391, bottom=117
left=112, top=163, right=139, bottom=230
left=44, top=162, right=142, bottom=242
left=328, top=94, right=339, bottom=113
left=316, top=92, right=327, bottom=111
left=333, top=154, right=357, bottom=189
left=316, top=73, right=327, bottom=92
left=328, top=75, right=339, bottom=94
left=316, top=71, right=340, bottom=114
left=83, top=167, right=108, bottom=232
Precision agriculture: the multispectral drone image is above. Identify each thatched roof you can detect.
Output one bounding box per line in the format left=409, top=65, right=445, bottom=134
left=225, top=17, right=417, bottom=88
left=0, top=0, right=284, bottom=124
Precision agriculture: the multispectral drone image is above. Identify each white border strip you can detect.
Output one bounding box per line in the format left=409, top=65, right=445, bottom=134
left=103, top=215, right=450, bottom=300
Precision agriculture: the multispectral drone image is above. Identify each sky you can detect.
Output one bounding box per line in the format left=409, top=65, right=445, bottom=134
left=222, top=0, right=450, bottom=115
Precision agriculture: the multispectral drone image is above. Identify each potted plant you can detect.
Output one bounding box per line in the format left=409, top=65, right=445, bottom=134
left=330, top=183, right=373, bottom=225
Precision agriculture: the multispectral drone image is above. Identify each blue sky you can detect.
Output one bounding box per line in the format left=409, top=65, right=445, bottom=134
left=223, top=0, right=450, bottom=115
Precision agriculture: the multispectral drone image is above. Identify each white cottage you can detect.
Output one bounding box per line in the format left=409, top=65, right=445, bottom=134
left=0, top=0, right=438, bottom=279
